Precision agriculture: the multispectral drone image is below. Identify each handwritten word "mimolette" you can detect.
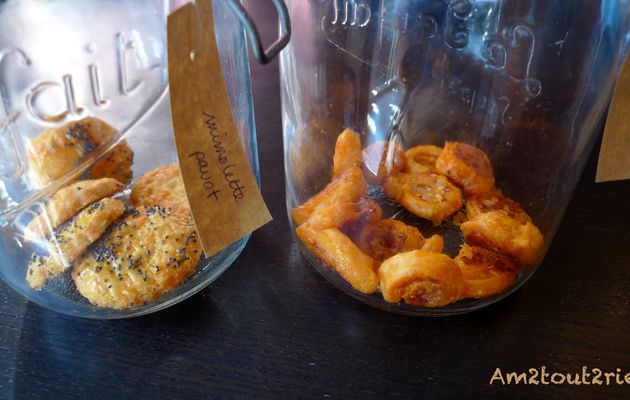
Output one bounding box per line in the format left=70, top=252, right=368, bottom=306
left=203, top=112, right=246, bottom=202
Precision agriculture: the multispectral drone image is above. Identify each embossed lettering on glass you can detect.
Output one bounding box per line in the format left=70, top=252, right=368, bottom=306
left=0, top=0, right=265, bottom=318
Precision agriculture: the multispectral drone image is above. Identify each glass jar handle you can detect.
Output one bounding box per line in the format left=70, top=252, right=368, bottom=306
left=225, top=0, right=291, bottom=64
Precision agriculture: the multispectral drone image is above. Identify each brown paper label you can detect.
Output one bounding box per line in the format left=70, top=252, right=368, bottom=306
left=596, top=57, right=630, bottom=183
left=167, top=0, right=272, bottom=257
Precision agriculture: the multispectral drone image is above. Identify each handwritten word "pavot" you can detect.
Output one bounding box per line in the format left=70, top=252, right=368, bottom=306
left=189, top=151, right=221, bottom=201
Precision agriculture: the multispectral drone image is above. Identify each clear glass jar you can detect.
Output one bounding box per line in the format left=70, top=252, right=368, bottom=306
left=0, top=0, right=282, bottom=318
left=281, top=0, right=630, bottom=315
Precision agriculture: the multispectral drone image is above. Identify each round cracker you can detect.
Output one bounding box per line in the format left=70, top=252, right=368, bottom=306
left=72, top=206, right=201, bottom=309
left=86, top=140, right=134, bottom=185
left=130, top=163, right=191, bottom=219
left=25, top=178, right=125, bottom=242
left=27, top=117, right=118, bottom=187
left=27, top=198, right=126, bottom=289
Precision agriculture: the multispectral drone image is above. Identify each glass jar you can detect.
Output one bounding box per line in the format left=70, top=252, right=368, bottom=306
left=0, top=0, right=289, bottom=318
left=281, top=0, right=630, bottom=315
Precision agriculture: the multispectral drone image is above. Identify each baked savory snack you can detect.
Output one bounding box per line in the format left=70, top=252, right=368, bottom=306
left=25, top=178, right=125, bottom=242
left=300, top=198, right=381, bottom=231
left=332, top=129, right=363, bottom=178
left=292, top=130, right=546, bottom=308
left=354, top=219, right=426, bottom=263
left=435, top=141, right=495, bottom=195
left=404, top=144, right=442, bottom=175
left=378, top=250, right=465, bottom=307
left=27, top=198, right=126, bottom=289
left=455, top=245, right=517, bottom=299
left=384, top=172, right=463, bottom=225
left=420, top=234, right=445, bottom=254
left=466, top=190, right=531, bottom=224
left=130, top=163, right=191, bottom=219
left=27, top=117, right=118, bottom=187
left=296, top=224, right=378, bottom=294
left=23, top=116, right=211, bottom=310
left=86, top=140, right=134, bottom=185
left=292, top=166, right=367, bottom=226
left=460, top=210, right=544, bottom=266
left=72, top=206, right=202, bottom=309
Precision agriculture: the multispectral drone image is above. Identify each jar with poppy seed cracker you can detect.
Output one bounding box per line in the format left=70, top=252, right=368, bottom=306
left=0, top=0, right=288, bottom=318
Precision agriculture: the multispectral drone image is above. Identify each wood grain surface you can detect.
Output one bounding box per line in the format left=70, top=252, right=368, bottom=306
left=1, top=2, right=628, bottom=399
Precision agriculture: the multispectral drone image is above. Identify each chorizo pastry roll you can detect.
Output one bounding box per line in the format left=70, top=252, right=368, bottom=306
left=455, top=244, right=517, bottom=299
left=354, top=219, right=425, bottom=263
left=435, top=141, right=495, bottom=195
left=305, top=198, right=381, bottom=231
left=419, top=234, right=445, bottom=253
left=404, top=144, right=442, bottom=175
left=296, top=225, right=378, bottom=294
left=361, top=140, right=406, bottom=184
left=466, top=190, right=531, bottom=224
left=460, top=210, right=544, bottom=266
left=292, top=166, right=368, bottom=225
left=384, top=172, right=462, bottom=224
left=332, top=129, right=363, bottom=178
left=378, top=250, right=465, bottom=307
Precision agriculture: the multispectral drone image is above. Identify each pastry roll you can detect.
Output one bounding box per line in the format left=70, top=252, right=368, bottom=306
left=296, top=225, right=378, bottom=294
left=384, top=172, right=462, bottom=224
left=455, top=244, right=517, bottom=298
left=435, top=141, right=495, bottom=195
left=332, top=129, right=363, bottom=178
left=292, top=166, right=367, bottom=225
left=460, top=210, right=544, bottom=265
left=404, top=144, right=442, bottom=175
left=378, top=250, right=465, bottom=307
left=354, top=219, right=425, bottom=263
left=466, top=190, right=531, bottom=224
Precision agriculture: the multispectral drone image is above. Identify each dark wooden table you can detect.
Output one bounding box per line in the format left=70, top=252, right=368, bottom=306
left=1, top=3, right=629, bottom=399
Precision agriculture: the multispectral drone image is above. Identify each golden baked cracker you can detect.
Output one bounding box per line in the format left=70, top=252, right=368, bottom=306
left=130, top=164, right=191, bottom=219
left=86, top=140, right=134, bottom=185
left=27, top=117, right=118, bottom=187
left=25, top=178, right=125, bottom=242
left=72, top=206, right=202, bottom=309
left=27, top=198, right=126, bottom=289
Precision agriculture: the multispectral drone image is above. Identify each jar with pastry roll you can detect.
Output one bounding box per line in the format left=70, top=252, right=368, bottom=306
left=281, top=0, right=630, bottom=315
left=0, top=0, right=289, bottom=318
